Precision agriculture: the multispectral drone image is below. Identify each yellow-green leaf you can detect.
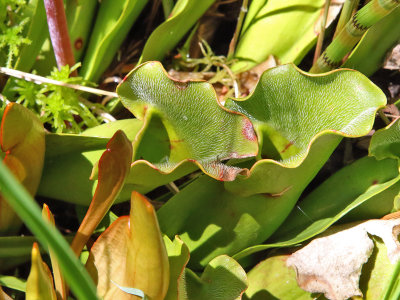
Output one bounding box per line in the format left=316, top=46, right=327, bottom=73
left=0, top=103, right=45, bottom=233
left=86, top=192, right=169, bottom=300
left=26, top=243, right=57, bottom=300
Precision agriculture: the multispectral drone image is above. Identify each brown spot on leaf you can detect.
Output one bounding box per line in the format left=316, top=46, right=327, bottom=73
left=74, top=38, right=83, bottom=50
left=242, top=119, right=257, bottom=141
left=169, top=139, right=184, bottom=149
left=281, top=141, right=293, bottom=153
left=372, top=180, right=378, bottom=185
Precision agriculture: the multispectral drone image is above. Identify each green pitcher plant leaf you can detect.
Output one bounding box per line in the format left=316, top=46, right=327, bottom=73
left=243, top=253, right=312, bottom=300
left=25, top=243, right=57, bottom=300
left=163, top=236, right=190, bottom=300
left=158, top=64, right=385, bottom=267
left=0, top=103, right=45, bottom=233
left=232, top=156, right=400, bottom=261
left=370, top=118, right=400, bottom=161
left=80, top=0, right=148, bottom=82
left=179, top=255, right=248, bottom=300
left=38, top=119, right=194, bottom=205
left=139, top=0, right=216, bottom=63
left=117, top=61, right=259, bottom=181
left=66, top=0, right=98, bottom=62
left=231, top=0, right=343, bottom=73
left=343, top=7, right=400, bottom=76
left=70, top=130, right=132, bottom=256
left=86, top=191, right=169, bottom=300
left=271, top=156, right=400, bottom=238
left=38, top=120, right=139, bottom=205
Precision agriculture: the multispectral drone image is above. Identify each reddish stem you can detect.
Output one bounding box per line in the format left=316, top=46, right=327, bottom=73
left=43, top=0, right=77, bottom=76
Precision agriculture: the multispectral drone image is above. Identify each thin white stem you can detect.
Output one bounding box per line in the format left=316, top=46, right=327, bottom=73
left=0, top=67, right=118, bottom=98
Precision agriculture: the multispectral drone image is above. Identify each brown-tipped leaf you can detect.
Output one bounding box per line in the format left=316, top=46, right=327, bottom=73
left=71, top=130, right=132, bottom=256
left=86, top=191, right=169, bottom=300
left=0, top=103, right=45, bottom=233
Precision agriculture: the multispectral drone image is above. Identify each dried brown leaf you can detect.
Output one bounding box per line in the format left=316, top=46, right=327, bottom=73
left=287, top=219, right=400, bottom=300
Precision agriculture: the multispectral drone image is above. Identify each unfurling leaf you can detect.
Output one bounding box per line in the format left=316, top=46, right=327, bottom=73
left=0, top=103, right=45, bottom=233
left=287, top=219, right=400, bottom=300
left=26, top=243, right=57, bottom=300
left=86, top=191, right=169, bottom=300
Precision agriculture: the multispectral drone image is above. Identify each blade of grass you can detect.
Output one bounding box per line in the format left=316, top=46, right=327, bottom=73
left=227, top=0, right=249, bottom=60
left=0, top=161, right=98, bottom=300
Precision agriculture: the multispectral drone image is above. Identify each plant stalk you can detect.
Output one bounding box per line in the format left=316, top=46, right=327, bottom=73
left=333, top=0, right=359, bottom=38
left=310, top=0, right=400, bottom=73
left=227, top=0, right=249, bottom=60
left=43, top=0, right=77, bottom=76
left=313, top=0, right=331, bottom=65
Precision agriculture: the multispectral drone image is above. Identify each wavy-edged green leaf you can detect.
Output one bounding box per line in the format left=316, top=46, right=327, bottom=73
left=117, top=61, right=258, bottom=181
left=80, top=0, right=148, bottom=82
left=86, top=191, right=169, bottom=300
left=0, top=103, right=45, bottom=233
left=159, top=64, right=385, bottom=267
left=343, top=7, right=400, bottom=76
left=226, top=64, right=384, bottom=174
left=179, top=255, right=248, bottom=300
left=370, top=118, right=400, bottom=160
left=26, top=243, right=57, bottom=300
left=139, top=0, right=216, bottom=63
left=231, top=0, right=343, bottom=72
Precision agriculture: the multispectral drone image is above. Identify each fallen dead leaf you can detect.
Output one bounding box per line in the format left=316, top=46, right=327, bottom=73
left=287, top=219, right=400, bottom=300
left=384, top=44, right=400, bottom=71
